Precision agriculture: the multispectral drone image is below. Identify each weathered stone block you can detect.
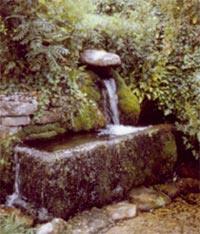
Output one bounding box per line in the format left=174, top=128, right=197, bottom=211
left=15, top=124, right=177, bottom=219
left=0, top=116, right=31, bottom=126
left=33, top=109, right=62, bottom=124
left=0, top=125, right=21, bottom=138
left=0, top=94, right=38, bottom=116
left=81, top=49, right=121, bottom=67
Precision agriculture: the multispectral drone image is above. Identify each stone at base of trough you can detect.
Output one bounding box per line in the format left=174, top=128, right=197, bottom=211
left=128, top=186, right=171, bottom=211
left=36, top=218, right=67, bottom=234
left=15, top=124, right=177, bottom=219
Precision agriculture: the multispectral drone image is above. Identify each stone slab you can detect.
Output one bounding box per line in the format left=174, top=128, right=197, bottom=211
left=0, top=125, right=21, bottom=139
left=33, top=109, right=62, bottom=124
left=15, top=124, right=177, bottom=219
left=0, top=116, right=31, bottom=126
left=0, top=94, right=38, bottom=117
left=81, top=49, right=121, bottom=67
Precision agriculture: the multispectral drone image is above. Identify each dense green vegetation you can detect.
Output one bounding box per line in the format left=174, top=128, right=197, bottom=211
left=0, top=213, right=34, bottom=234
left=0, top=0, right=199, bottom=157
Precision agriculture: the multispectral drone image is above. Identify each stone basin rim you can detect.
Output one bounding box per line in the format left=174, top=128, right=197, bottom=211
left=14, top=124, right=173, bottom=162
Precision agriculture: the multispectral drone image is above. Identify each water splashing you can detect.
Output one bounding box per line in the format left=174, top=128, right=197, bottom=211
left=99, top=124, right=147, bottom=136
left=103, top=79, right=120, bottom=125
left=100, top=78, right=148, bottom=136
left=6, top=153, right=25, bottom=207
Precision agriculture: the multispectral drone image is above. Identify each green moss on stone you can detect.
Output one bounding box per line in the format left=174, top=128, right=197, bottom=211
left=27, top=131, right=60, bottom=140
left=163, top=136, right=177, bottom=157
left=0, top=135, right=18, bottom=202
left=22, top=123, right=64, bottom=135
left=20, top=123, right=66, bottom=140
left=78, top=71, right=101, bottom=102
left=72, top=103, right=106, bottom=132
left=121, top=160, right=137, bottom=178
left=115, top=72, right=141, bottom=125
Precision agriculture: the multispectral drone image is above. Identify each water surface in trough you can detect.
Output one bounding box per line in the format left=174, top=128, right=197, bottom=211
left=25, top=124, right=147, bottom=152
left=25, top=132, right=108, bottom=152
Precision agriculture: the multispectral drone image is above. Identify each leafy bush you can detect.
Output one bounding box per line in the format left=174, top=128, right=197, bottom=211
left=137, top=0, right=200, bottom=157
left=0, top=0, right=105, bottom=131
left=0, top=213, right=34, bottom=234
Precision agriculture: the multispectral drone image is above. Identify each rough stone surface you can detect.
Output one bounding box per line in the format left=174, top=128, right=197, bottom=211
left=154, top=183, right=179, bottom=199
left=36, top=218, right=67, bottom=234
left=0, top=125, right=21, bottom=138
left=0, top=116, right=31, bottom=126
left=154, top=178, right=200, bottom=199
left=0, top=94, right=38, bottom=117
left=128, top=186, right=171, bottom=211
left=81, top=49, right=121, bottom=67
left=64, top=201, right=137, bottom=234
left=15, top=124, right=177, bottom=219
left=65, top=208, right=112, bottom=234
left=105, top=202, right=137, bottom=221
left=33, top=109, right=62, bottom=124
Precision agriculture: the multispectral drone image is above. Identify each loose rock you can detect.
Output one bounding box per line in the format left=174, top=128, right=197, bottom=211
left=36, top=218, right=67, bottom=234
left=64, top=208, right=111, bottom=234
left=104, top=193, right=200, bottom=234
left=154, top=183, right=180, bottom=199
left=128, top=186, right=171, bottom=211
left=105, top=202, right=137, bottom=221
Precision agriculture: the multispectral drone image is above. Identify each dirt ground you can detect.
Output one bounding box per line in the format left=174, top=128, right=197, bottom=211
left=104, top=193, right=200, bottom=234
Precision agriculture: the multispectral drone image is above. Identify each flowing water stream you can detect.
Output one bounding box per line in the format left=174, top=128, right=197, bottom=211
left=6, top=153, right=24, bottom=207
left=100, top=78, right=146, bottom=136
left=103, top=79, right=120, bottom=125
left=6, top=153, right=51, bottom=221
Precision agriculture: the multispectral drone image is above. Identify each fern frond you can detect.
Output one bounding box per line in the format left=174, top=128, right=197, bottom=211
left=33, top=19, right=55, bottom=33
left=29, top=55, right=44, bottom=72
left=26, top=48, right=45, bottom=59
left=50, top=45, right=69, bottom=61
left=13, top=22, right=29, bottom=41
left=30, top=36, right=43, bottom=49
left=5, top=14, right=25, bottom=22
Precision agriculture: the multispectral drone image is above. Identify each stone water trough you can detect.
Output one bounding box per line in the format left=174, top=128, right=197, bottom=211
left=14, top=124, right=177, bottom=219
